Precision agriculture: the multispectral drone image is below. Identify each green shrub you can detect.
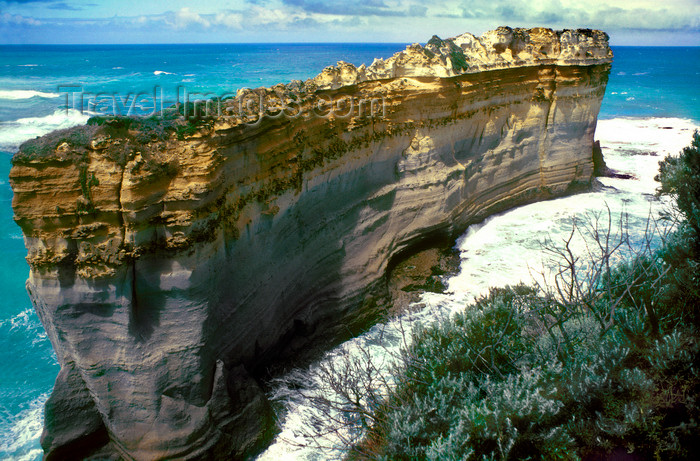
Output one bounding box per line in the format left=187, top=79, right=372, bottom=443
left=404, top=286, right=536, bottom=387
left=366, top=286, right=699, bottom=459
left=656, top=131, right=700, bottom=235
left=14, top=125, right=94, bottom=163
left=655, top=131, right=700, bottom=327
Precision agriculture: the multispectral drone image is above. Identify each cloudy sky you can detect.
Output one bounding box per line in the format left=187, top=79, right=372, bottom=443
left=1, top=0, right=698, bottom=45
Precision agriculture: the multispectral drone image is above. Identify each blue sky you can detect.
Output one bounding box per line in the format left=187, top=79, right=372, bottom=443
left=1, top=0, right=698, bottom=45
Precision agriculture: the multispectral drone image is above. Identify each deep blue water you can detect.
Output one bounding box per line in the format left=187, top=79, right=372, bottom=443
left=0, top=44, right=698, bottom=460
left=599, top=47, right=700, bottom=121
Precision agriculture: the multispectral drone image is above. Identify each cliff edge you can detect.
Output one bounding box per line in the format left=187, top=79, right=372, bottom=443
left=10, top=27, right=611, bottom=460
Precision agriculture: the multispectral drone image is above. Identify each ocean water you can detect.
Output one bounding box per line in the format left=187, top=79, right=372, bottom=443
left=0, top=44, right=698, bottom=460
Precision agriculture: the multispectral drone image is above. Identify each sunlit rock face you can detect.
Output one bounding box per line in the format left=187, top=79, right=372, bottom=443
left=10, top=26, right=611, bottom=460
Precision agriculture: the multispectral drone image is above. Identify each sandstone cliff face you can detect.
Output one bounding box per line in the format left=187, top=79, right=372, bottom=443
left=10, top=27, right=611, bottom=460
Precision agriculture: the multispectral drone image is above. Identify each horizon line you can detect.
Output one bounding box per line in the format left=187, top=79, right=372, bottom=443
left=1, top=42, right=699, bottom=47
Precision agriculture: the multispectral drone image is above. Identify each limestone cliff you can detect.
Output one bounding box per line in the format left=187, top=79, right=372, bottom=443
left=10, top=27, right=611, bottom=460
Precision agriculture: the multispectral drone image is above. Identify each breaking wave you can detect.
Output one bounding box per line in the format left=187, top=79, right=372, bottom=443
left=0, top=109, right=90, bottom=152
left=0, top=90, right=60, bottom=100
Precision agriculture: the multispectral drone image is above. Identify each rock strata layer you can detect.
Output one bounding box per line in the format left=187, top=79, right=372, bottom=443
left=11, top=26, right=611, bottom=460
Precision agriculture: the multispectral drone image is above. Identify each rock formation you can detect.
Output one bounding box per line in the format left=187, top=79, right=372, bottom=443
left=10, top=27, right=612, bottom=460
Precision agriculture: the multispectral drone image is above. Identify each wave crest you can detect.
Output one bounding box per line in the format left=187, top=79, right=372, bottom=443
left=0, top=109, right=90, bottom=152
left=0, top=90, right=60, bottom=100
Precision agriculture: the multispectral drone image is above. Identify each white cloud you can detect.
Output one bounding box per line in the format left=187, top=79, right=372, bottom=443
left=248, top=5, right=294, bottom=26
left=1, top=12, right=42, bottom=26
left=213, top=5, right=314, bottom=30
left=170, top=7, right=210, bottom=29
left=128, top=5, right=308, bottom=31
left=214, top=12, right=243, bottom=29
left=446, top=0, right=700, bottom=31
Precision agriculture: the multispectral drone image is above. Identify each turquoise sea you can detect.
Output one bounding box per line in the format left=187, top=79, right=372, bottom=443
left=0, top=44, right=698, bottom=460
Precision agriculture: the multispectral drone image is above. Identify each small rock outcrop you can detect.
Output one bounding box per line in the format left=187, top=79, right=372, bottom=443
left=10, top=27, right=612, bottom=459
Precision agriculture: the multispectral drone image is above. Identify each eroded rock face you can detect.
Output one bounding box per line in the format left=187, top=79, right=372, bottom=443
left=310, top=26, right=611, bottom=89
left=10, top=27, right=611, bottom=460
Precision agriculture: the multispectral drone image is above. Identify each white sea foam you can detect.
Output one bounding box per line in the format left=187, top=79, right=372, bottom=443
left=14, top=449, right=42, bottom=461
left=257, top=117, right=700, bottom=460
left=0, top=306, right=54, bottom=460
left=0, top=90, right=60, bottom=100
left=449, top=117, right=698, bottom=301
left=1, top=307, right=37, bottom=332
left=0, top=306, right=50, bottom=352
left=153, top=70, right=174, bottom=75
left=17, top=64, right=38, bottom=67
left=0, top=393, right=47, bottom=461
left=0, top=109, right=90, bottom=152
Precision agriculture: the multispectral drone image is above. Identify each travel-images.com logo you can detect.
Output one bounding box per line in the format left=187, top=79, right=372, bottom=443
left=58, top=85, right=387, bottom=124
